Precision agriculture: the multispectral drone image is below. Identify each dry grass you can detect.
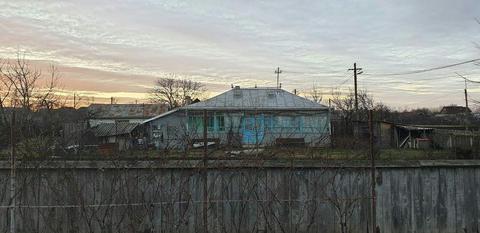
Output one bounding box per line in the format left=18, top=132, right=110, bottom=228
left=0, top=146, right=460, bottom=161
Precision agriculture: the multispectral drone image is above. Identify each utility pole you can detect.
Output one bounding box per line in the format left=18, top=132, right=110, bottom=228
left=464, top=79, right=469, bottom=132
left=465, top=79, right=468, bottom=109
left=368, top=110, right=377, bottom=233
left=348, top=63, right=363, bottom=111
left=275, top=67, right=282, bottom=89
left=202, top=110, right=209, bottom=233
left=10, top=110, right=16, bottom=233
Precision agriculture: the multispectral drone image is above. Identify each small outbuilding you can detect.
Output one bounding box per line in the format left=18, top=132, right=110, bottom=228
left=92, top=122, right=141, bottom=151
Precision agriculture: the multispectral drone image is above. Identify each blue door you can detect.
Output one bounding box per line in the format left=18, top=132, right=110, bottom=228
left=242, top=114, right=264, bottom=144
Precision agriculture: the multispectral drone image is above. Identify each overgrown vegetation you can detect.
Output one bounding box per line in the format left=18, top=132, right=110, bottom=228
left=0, top=53, right=88, bottom=156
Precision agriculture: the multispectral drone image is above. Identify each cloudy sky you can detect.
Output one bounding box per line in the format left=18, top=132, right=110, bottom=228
left=1, top=0, right=480, bottom=108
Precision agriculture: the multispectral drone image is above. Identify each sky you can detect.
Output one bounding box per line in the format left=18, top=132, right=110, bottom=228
left=1, top=0, right=480, bottom=109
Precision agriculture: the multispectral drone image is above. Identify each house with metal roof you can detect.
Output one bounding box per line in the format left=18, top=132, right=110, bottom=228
left=85, top=104, right=167, bottom=151
left=439, top=105, right=471, bottom=115
left=87, top=103, right=168, bottom=127
left=143, top=86, right=331, bottom=149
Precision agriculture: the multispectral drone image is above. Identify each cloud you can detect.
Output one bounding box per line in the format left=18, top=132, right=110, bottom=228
left=1, top=0, right=480, bottom=108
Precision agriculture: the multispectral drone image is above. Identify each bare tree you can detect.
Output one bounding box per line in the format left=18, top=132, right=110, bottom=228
left=331, top=88, right=374, bottom=122
left=150, top=74, right=205, bottom=109
left=0, top=61, right=12, bottom=109
left=0, top=53, right=67, bottom=153
left=36, top=65, right=62, bottom=110
left=0, top=54, right=42, bottom=110
left=304, top=84, right=324, bottom=104
left=0, top=54, right=63, bottom=111
left=0, top=60, right=13, bottom=128
left=329, top=89, right=375, bottom=148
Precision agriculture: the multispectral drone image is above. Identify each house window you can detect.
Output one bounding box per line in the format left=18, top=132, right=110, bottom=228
left=286, top=116, right=302, bottom=132
left=189, top=113, right=225, bottom=132
left=208, top=116, right=215, bottom=132
left=265, top=115, right=275, bottom=131
left=216, top=115, right=225, bottom=132
left=188, top=116, right=203, bottom=131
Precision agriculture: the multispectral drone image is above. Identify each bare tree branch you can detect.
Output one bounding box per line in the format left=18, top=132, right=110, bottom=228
left=150, top=74, right=205, bottom=109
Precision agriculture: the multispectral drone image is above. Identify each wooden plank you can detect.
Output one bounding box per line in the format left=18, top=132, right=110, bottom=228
left=455, top=167, right=465, bottom=233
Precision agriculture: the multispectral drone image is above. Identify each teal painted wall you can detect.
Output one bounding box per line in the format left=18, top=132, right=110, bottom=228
left=147, top=110, right=331, bottom=149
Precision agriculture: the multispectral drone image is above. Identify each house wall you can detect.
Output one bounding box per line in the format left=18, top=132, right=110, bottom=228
left=146, top=111, right=189, bottom=149
left=99, top=136, right=133, bottom=151
left=146, top=110, right=330, bottom=149
left=376, top=122, right=394, bottom=148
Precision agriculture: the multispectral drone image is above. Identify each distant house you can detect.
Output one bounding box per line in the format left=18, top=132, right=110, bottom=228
left=86, top=104, right=167, bottom=151
left=143, top=86, right=330, bottom=149
left=439, top=105, right=471, bottom=115
left=87, top=104, right=168, bottom=127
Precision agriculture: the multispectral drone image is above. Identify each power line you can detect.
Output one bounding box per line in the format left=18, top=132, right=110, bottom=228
left=336, top=75, right=352, bottom=88
left=282, top=70, right=346, bottom=75
left=364, top=58, right=480, bottom=77
left=362, top=71, right=480, bottom=86
left=456, top=72, right=480, bottom=84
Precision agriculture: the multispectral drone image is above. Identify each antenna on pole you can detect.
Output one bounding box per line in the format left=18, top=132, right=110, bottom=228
left=275, top=67, right=282, bottom=89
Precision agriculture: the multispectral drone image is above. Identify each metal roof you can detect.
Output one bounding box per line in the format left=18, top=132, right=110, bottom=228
left=142, top=109, right=180, bottom=124
left=88, top=104, right=168, bottom=119
left=182, top=87, right=328, bottom=111
left=439, top=105, right=471, bottom=114
left=92, top=122, right=139, bottom=137
left=396, top=125, right=434, bottom=131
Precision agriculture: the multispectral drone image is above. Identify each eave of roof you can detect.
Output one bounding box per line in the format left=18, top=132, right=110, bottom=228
left=142, top=109, right=180, bottom=124
left=181, top=107, right=329, bottom=111
left=396, top=125, right=434, bottom=131
left=92, top=122, right=139, bottom=137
